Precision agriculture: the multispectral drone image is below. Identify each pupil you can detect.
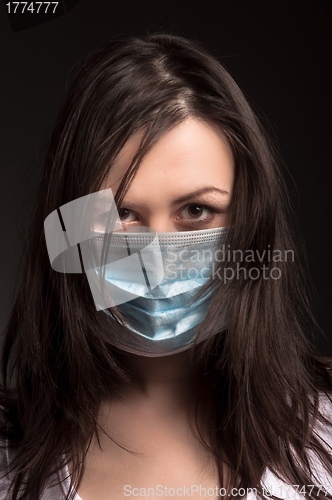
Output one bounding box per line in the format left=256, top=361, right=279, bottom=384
left=119, top=208, right=129, bottom=220
left=189, top=205, right=203, bottom=217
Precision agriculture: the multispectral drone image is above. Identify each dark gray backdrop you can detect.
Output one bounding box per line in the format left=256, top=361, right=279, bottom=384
left=1, top=0, right=331, bottom=353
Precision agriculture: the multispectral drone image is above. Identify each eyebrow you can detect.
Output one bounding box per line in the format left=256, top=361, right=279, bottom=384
left=120, top=186, right=230, bottom=210
left=172, top=187, right=230, bottom=204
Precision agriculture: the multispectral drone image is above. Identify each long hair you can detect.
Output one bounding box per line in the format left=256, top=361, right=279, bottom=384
left=1, top=33, right=331, bottom=499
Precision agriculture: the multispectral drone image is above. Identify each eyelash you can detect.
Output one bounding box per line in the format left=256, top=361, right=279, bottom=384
left=118, top=203, right=221, bottom=227
left=177, top=204, right=215, bottom=225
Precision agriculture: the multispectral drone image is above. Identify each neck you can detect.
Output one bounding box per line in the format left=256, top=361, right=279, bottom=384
left=115, top=350, right=204, bottom=408
left=96, top=349, right=214, bottom=454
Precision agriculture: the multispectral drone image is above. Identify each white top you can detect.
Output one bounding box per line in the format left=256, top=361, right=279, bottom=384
left=1, top=395, right=332, bottom=499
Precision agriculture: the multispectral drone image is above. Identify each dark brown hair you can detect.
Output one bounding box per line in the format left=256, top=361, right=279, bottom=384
left=1, top=33, right=331, bottom=499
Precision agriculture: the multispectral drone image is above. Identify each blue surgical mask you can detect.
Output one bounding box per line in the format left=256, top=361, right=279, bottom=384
left=43, top=190, right=227, bottom=356
left=99, top=227, right=228, bottom=357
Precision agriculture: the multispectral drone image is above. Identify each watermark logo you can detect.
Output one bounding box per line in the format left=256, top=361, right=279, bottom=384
left=44, top=188, right=164, bottom=310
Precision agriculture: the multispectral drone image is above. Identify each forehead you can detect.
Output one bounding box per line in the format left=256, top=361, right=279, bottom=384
left=105, top=118, right=234, bottom=196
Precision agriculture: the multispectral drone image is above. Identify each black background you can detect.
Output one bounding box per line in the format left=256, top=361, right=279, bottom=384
left=1, top=0, right=331, bottom=354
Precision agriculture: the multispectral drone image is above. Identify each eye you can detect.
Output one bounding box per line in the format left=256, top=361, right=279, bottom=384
left=118, top=208, right=137, bottom=223
left=181, top=204, right=210, bottom=220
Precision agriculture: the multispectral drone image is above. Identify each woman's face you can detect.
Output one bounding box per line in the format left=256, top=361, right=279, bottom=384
left=105, top=118, right=234, bottom=232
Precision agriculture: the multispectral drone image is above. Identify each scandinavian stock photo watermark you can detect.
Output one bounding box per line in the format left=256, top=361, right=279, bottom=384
left=165, top=245, right=295, bottom=282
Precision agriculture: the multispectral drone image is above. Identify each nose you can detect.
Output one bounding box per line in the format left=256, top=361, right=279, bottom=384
left=142, top=215, right=177, bottom=233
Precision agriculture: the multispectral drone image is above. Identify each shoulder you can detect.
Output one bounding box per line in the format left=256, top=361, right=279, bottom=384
left=0, top=437, right=12, bottom=500
left=0, top=429, right=75, bottom=499
left=0, top=405, right=12, bottom=498
left=262, top=392, right=332, bottom=499
left=0, top=440, right=75, bottom=499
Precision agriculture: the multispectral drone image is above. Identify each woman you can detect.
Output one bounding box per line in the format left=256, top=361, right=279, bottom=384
left=1, top=33, right=331, bottom=499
